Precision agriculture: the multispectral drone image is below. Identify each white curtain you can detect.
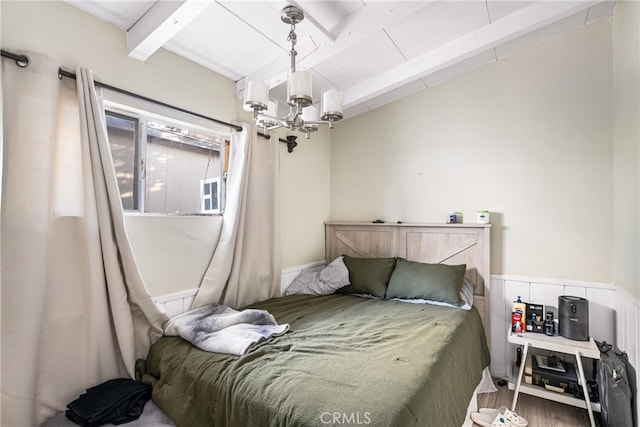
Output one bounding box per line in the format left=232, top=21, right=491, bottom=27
left=193, top=124, right=281, bottom=309
left=1, top=53, right=167, bottom=426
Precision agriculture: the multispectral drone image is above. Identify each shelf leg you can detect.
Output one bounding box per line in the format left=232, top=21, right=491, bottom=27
left=575, top=350, right=596, bottom=427
left=511, top=342, right=529, bottom=412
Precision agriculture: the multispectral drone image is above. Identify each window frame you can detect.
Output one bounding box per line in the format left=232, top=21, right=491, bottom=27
left=104, top=100, right=229, bottom=216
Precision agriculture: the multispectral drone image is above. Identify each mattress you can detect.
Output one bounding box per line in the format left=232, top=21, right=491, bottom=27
left=138, top=293, right=490, bottom=427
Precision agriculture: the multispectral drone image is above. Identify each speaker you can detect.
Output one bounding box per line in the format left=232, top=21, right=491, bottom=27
left=558, top=295, right=589, bottom=341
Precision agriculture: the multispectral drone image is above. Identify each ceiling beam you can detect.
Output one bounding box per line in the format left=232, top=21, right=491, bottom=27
left=237, top=1, right=431, bottom=93
left=297, top=1, right=431, bottom=70
left=127, top=0, right=212, bottom=61
left=343, top=0, right=602, bottom=108
left=292, top=2, right=335, bottom=46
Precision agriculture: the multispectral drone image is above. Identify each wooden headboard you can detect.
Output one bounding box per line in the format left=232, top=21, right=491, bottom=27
left=325, top=222, right=491, bottom=340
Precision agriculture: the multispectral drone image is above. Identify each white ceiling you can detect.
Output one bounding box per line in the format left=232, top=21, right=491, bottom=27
left=65, top=0, right=617, bottom=120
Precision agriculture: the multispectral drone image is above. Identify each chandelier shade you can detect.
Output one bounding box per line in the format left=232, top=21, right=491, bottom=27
left=243, top=5, right=343, bottom=140
left=244, top=78, right=268, bottom=111
left=301, top=105, right=319, bottom=133
left=321, top=88, right=343, bottom=122
left=288, top=69, right=312, bottom=106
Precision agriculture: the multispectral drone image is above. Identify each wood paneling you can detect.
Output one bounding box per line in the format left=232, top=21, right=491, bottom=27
left=325, top=221, right=492, bottom=341
left=326, top=222, right=490, bottom=292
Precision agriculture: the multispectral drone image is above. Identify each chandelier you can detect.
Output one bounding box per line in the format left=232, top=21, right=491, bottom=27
left=243, top=5, right=344, bottom=140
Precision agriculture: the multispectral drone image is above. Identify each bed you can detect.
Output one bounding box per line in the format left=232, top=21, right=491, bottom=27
left=138, top=222, right=492, bottom=427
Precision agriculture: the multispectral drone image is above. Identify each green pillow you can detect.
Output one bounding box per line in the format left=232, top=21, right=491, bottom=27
left=337, top=256, right=397, bottom=298
left=385, top=258, right=466, bottom=305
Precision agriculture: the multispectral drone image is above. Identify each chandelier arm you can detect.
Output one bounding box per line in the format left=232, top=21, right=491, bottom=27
left=301, top=120, right=331, bottom=126
left=256, top=112, right=280, bottom=122
left=266, top=123, right=286, bottom=133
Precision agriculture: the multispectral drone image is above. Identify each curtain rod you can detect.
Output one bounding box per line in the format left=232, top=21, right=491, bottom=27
left=55, top=67, right=243, bottom=132
left=1, top=49, right=293, bottom=147
left=1, top=49, right=29, bottom=67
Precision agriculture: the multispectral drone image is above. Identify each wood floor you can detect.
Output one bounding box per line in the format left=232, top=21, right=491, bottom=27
left=474, top=381, right=601, bottom=427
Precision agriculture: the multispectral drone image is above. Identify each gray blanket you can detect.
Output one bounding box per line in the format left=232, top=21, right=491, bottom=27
left=163, top=304, right=289, bottom=356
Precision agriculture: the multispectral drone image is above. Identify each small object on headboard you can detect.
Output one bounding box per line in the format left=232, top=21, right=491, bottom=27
left=477, top=210, right=490, bottom=224
left=372, top=219, right=385, bottom=223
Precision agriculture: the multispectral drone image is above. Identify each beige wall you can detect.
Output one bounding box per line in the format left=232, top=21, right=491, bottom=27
left=278, top=124, right=332, bottom=267
left=1, top=1, right=332, bottom=295
left=4, top=2, right=636, bottom=299
left=0, top=2, right=236, bottom=124
left=124, top=215, right=222, bottom=296
left=331, top=18, right=614, bottom=284
left=613, top=1, right=640, bottom=300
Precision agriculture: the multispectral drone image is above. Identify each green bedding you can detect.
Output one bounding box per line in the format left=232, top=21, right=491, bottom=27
left=139, top=294, right=490, bottom=427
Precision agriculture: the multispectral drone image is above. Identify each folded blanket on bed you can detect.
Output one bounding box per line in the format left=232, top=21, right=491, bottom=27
left=163, top=304, right=289, bottom=356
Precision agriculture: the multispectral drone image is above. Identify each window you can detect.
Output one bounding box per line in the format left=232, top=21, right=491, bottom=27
left=104, top=104, right=229, bottom=215
left=200, top=177, right=220, bottom=214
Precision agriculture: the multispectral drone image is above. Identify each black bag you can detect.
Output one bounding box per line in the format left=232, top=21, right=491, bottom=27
left=596, top=340, right=636, bottom=427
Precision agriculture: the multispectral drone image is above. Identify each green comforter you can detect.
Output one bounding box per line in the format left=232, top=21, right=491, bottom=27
left=139, top=294, right=490, bottom=427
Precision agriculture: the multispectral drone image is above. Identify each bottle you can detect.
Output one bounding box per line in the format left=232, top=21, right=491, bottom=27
left=512, top=296, right=526, bottom=334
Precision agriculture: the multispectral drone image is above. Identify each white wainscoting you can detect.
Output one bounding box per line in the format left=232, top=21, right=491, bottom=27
left=152, top=261, right=326, bottom=318
left=490, top=275, right=640, bottom=421
left=615, top=286, right=640, bottom=423
left=153, top=288, right=198, bottom=318
left=490, top=275, right=618, bottom=379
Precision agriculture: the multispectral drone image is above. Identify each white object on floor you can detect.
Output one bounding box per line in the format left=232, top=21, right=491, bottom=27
left=475, top=406, right=529, bottom=427
left=479, top=406, right=528, bottom=426
left=470, top=411, right=510, bottom=427
left=477, top=368, right=499, bottom=393
left=462, top=367, right=495, bottom=427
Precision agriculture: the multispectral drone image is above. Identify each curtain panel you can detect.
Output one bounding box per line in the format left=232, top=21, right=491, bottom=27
left=1, top=53, right=166, bottom=426
left=193, top=124, right=281, bottom=309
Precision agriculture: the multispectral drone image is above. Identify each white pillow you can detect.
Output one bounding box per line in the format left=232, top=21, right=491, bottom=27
left=393, top=278, right=475, bottom=310
left=285, top=256, right=350, bottom=296
left=460, top=277, right=475, bottom=307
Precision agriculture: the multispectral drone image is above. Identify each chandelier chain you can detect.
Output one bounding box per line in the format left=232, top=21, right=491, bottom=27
left=288, top=24, right=297, bottom=72
left=287, top=24, right=297, bottom=46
